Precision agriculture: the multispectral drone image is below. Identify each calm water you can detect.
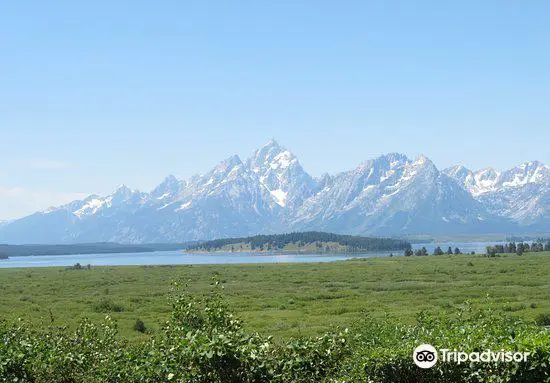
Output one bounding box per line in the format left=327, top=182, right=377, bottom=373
left=0, top=250, right=391, bottom=268
left=0, top=242, right=498, bottom=268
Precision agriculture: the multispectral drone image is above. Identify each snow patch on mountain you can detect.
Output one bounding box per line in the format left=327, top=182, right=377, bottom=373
left=0, top=140, right=547, bottom=244
left=270, top=189, right=288, bottom=207
left=73, top=198, right=107, bottom=217
left=444, top=161, right=550, bottom=228
left=176, top=201, right=192, bottom=211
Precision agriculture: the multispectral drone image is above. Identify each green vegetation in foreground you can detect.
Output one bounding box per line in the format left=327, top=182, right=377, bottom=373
left=0, top=242, right=191, bottom=257
left=1, top=280, right=549, bottom=382
left=1, top=253, right=550, bottom=343
left=187, top=231, right=411, bottom=253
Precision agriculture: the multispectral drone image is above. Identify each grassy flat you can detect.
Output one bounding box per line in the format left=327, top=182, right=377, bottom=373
left=1, top=252, right=549, bottom=341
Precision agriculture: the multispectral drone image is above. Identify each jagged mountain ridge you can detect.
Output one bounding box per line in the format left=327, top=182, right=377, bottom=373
left=291, top=153, right=505, bottom=235
left=0, top=140, right=547, bottom=244
left=443, top=161, right=550, bottom=229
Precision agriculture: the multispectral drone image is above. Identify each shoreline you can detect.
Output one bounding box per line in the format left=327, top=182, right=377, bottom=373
left=184, top=249, right=398, bottom=255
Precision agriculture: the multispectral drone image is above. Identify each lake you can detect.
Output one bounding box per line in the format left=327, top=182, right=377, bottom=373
left=0, top=250, right=393, bottom=268
left=0, top=242, right=497, bottom=268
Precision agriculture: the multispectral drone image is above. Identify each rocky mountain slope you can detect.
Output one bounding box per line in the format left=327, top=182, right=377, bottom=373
left=0, top=140, right=546, bottom=244
left=444, top=161, right=550, bottom=230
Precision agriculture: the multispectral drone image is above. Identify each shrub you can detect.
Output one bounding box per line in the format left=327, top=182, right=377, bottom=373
left=338, top=303, right=550, bottom=382
left=161, top=279, right=349, bottom=382
left=503, top=303, right=527, bottom=312
left=93, top=298, right=125, bottom=313
left=133, top=318, right=146, bottom=333
left=0, top=279, right=349, bottom=382
left=1, top=282, right=549, bottom=382
left=535, top=312, right=550, bottom=326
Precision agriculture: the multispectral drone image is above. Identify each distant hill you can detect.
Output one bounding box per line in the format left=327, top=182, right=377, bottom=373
left=187, top=232, right=411, bottom=253
left=0, top=242, right=192, bottom=257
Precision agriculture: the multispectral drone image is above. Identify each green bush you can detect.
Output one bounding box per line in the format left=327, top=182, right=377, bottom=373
left=1, top=279, right=348, bottom=382
left=1, top=283, right=549, bottom=382
left=133, top=318, right=146, bottom=333
left=535, top=313, right=550, bottom=326
left=92, top=298, right=125, bottom=313
left=338, top=303, right=550, bottom=382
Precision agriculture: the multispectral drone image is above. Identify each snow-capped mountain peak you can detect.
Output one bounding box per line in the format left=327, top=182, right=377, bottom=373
left=446, top=161, right=550, bottom=196
left=444, top=164, right=472, bottom=180
left=292, top=152, right=494, bottom=235
left=1, top=141, right=548, bottom=244
left=73, top=197, right=107, bottom=217
left=150, top=175, right=183, bottom=201
left=71, top=184, right=144, bottom=219
left=499, top=161, right=549, bottom=188
left=113, top=184, right=132, bottom=195
left=248, top=139, right=295, bottom=172
left=414, top=154, right=430, bottom=166
left=203, top=155, right=245, bottom=184
left=246, top=140, right=317, bottom=210
left=444, top=160, right=550, bottom=227
left=471, top=168, right=500, bottom=195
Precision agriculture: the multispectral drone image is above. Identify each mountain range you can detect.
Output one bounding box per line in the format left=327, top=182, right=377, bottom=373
left=1, top=139, right=549, bottom=244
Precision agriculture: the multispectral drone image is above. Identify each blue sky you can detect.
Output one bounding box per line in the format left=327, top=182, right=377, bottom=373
left=1, top=1, right=549, bottom=219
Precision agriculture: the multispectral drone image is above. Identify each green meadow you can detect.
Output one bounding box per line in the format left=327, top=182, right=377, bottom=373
left=1, top=252, right=549, bottom=342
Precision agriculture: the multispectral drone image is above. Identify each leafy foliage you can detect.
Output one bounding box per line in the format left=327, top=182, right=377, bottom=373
left=535, top=313, right=550, bottom=326
left=1, top=281, right=549, bottom=382
left=1, top=279, right=348, bottom=382
left=338, top=303, right=550, bottom=382
left=93, top=298, right=125, bottom=313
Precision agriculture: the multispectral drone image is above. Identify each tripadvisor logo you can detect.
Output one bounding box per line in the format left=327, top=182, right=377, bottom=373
left=413, top=344, right=438, bottom=368
left=413, top=344, right=530, bottom=368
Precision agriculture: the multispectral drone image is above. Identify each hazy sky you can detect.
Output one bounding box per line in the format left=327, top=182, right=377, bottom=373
left=1, top=1, right=550, bottom=220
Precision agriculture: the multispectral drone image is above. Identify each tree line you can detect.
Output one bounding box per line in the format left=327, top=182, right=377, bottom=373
left=188, top=231, right=412, bottom=252
left=0, top=243, right=191, bottom=257
left=486, top=240, right=550, bottom=257
left=403, top=246, right=468, bottom=257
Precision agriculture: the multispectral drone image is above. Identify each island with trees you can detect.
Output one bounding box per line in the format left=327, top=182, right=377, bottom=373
left=186, top=231, right=411, bottom=253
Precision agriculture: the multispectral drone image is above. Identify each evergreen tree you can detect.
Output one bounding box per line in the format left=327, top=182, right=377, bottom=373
left=517, top=243, right=524, bottom=255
